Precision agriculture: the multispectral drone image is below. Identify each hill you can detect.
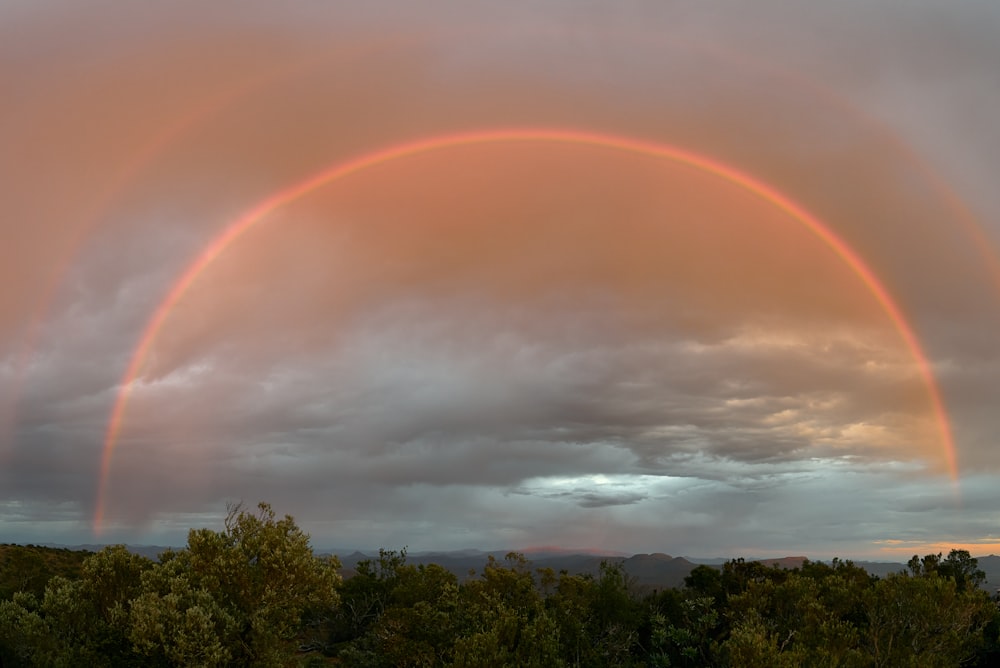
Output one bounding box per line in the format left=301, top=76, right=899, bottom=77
left=0, top=544, right=95, bottom=599
left=334, top=550, right=1000, bottom=592
left=15, top=543, right=999, bottom=594
left=336, top=549, right=700, bottom=590
left=975, top=554, right=1000, bottom=591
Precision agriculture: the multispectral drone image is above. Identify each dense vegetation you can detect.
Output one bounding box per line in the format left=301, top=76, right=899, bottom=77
left=0, top=544, right=93, bottom=601
left=0, top=504, right=339, bottom=667
left=1, top=504, right=998, bottom=667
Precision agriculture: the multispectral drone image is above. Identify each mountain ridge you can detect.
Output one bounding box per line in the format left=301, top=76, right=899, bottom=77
left=24, top=544, right=1000, bottom=591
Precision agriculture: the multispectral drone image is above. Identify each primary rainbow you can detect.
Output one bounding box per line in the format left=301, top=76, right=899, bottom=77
left=93, top=127, right=959, bottom=533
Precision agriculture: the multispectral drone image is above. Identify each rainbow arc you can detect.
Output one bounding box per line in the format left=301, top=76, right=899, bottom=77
left=93, top=128, right=958, bottom=534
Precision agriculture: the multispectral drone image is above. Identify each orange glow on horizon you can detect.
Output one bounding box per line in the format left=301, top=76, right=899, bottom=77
left=875, top=541, right=1000, bottom=558
left=92, top=128, right=960, bottom=534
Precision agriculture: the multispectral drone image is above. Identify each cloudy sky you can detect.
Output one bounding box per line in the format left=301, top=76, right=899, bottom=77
left=3, top=0, right=1000, bottom=559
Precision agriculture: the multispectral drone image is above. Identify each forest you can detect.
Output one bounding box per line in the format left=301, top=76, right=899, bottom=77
left=1, top=503, right=998, bottom=667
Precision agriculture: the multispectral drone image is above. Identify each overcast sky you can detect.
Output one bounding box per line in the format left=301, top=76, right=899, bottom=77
left=3, top=0, right=1000, bottom=559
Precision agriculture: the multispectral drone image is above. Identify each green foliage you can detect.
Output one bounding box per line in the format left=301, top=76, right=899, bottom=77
left=452, top=552, right=563, bottom=667
left=129, top=552, right=239, bottom=667
left=721, top=569, right=868, bottom=667
left=684, top=564, right=725, bottom=604
left=648, top=595, right=719, bottom=667
left=354, top=559, right=462, bottom=666
left=863, top=571, right=993, bottom=667
left=327, top=548, right=412, bottom=663
left=2, top=516, right=999, bottom=668
left=908, top=549, right=987, bottom=594
left=0, top=544, right=93, bottom=600
left=162, top=502, right=342, bottom=666
left=540, top=569, right=596, bottom=665
left=0, top=592, right=50, bottom=667
left=0, top=545, right=153, bottom=666
left=0, top=503, right=339, bottom=668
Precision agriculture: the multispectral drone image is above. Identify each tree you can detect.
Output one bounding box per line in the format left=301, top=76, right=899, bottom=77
left=684, top=564, right=725, bottom=604
left=453, top=553, right=564, bottom=667
left=129, top=551, right=239, bottom=667
left=863, top=572, right=993, bottom=666
left=939, top=549, right=987, bottom=593
left=721, top=558, right=789, bottom=597
left=193, top=502, right=339, bottom=664
left=589, top=561, right=642, bottom=664
left=19, top=545, right=153, bottom=666
left=370, top=563, right=461, bottom=666
left=542, top=569, right=598, bottom=666
left=129, top=502, right=341, bottom=667
left=0, top=592, right=50, bottom=667
left=651, top=595, right=720, bottom=667
left=328, top=548, right=409, bottom=663
left=905, top=549, right=987, bottom=593
left=721, top=572, right=868, bottom=668
left=0, top=544, right=93, bottom=601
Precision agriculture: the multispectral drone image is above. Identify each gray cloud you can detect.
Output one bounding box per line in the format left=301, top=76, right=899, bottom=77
left=2, top=0, right=999, bottom=559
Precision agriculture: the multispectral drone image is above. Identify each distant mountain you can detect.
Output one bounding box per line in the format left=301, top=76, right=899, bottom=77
left=848, top=555, right=1000, bottom=584
left=0, top=544, right=94, bottom=599
left=759, top=556, right=809, bottom=570
left=408, top=548, right=491, bottom=558
left=623, top=553, right=697, bottom=590
left=24, top=543, right=1000, bottom=593
left=520, top=546, right=630, bottom=558
left=850, top=561, right=907, bottom=579
left=334, top=549, right=696, bottom=590
left=332, top=550, right=1000, bottom=592
left=975, top=555, right=1000, bottom=591
left=36, top=543, right=178, bottom=561
left=684, top=557, right=732, bottom=565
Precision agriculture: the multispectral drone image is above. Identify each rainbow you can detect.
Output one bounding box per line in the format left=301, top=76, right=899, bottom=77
left=92, top=127, right=959, bottom=533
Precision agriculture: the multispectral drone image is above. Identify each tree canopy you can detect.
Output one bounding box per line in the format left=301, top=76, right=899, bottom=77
left=2, top=507, right=998, bottom=667
left=1, top=502, right=340, bottom=667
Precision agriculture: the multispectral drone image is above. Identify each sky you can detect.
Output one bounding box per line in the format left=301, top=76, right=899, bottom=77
left=2, top=0, right=1000, bottom=560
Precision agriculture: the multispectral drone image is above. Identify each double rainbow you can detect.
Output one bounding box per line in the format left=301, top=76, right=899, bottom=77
left=93, top=128, right=958, bottom=533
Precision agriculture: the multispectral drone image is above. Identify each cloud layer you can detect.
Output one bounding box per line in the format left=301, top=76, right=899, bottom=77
left=2, top=0, right=1000, bottom=558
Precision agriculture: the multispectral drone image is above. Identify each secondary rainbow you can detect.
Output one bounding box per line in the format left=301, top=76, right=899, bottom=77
left=93, top=127, right=959, bottom=533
